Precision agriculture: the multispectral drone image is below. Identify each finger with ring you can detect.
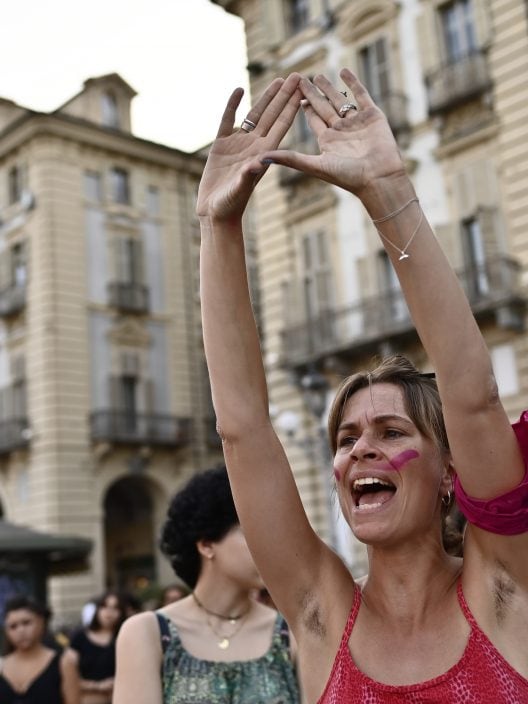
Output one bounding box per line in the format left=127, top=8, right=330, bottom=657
left=241, top=118, right=257, bottom=132
left=339, top=103, right=358, bottom=117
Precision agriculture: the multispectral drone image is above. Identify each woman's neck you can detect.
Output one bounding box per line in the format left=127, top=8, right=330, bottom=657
left=363, top=540, right=461, bottom=617
left=12, top=642, right=49, bottom=659
left=192, top=577, right=253, bottom=621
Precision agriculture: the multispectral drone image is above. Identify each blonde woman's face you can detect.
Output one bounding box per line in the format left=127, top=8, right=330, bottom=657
left=333, top=383, right=451, bottom=545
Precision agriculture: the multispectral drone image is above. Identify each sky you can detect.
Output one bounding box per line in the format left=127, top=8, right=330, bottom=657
left=0, top=0, right=250, bottom=152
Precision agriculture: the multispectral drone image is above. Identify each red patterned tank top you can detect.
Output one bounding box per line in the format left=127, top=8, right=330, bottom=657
left=318, top=581, right=528, bottom=703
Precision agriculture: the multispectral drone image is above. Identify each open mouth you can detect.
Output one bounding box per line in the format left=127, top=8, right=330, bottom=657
left=352, top=477, right=396, bottom=511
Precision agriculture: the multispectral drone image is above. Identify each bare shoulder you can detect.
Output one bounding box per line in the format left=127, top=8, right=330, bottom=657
left=114, top=612, right=163, bottom=704
left=117, top=611, right=161, bottom=648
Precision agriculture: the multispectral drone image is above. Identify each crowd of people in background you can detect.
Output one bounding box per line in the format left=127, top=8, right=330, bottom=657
left=0, top=581, right=189, bottom=704
left=0, top=462, right=296, bottom=704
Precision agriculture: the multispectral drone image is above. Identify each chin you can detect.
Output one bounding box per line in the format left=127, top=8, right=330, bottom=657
left=350, top=519, right=396, bottom=547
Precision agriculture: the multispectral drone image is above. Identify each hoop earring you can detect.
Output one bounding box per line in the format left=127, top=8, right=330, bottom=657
left=442, top=491, right=452, bottom=507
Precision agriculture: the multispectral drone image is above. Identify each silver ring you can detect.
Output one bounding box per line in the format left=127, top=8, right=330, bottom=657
left=338, top=103, right=358, bottom=117
left=240, top=118, right=257, bottom=132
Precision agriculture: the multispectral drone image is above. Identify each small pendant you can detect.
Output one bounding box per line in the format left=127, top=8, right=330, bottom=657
left=398, top=252, right=410, bottom=261
left=229, top=619, right=236, bottom=625
left=218, top=638, right=230, bottom=649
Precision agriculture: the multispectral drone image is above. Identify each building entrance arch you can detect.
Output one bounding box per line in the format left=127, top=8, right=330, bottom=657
left=103, top=475, right=161, bottom=592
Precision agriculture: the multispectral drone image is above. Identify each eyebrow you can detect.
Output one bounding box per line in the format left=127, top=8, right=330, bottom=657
left=338, top=414, right=413, bottom=432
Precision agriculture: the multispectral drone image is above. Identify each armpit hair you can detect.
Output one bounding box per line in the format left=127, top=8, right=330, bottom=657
left=297, top=587, right=327, bottom=639
left=493, top=560, right=516, bottom=624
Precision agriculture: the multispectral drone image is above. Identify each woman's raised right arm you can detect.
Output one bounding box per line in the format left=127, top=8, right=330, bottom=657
left=198, top=75, right=352, bottom=629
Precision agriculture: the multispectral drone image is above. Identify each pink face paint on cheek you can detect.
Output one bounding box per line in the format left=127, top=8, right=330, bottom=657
left=334, top=468, right=341, bottom=482
left=387, top=449, right=419, bottom=471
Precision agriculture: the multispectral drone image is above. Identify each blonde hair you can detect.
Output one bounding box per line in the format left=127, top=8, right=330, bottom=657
left=328, top=355, right=449, bottom=456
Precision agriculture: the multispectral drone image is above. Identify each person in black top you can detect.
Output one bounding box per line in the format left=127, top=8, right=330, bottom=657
left=0, top=595, right=79, bottom=704
left=68, top=591, right=125, bottom=704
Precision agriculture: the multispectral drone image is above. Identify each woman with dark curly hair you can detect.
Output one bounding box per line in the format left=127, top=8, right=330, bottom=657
left=113, top=465, right=300, bottom=704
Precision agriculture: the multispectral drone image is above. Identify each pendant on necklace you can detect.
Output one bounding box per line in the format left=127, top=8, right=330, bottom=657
left=398, top=252, right=410, bottom=261
left=218, top=637, right=230, bottom=649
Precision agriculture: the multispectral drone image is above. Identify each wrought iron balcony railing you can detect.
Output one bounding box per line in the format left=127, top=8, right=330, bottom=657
left=0, top=284, right=26, bottom=318
left=281, top=256, right=525, bottom=368
left=107, top=282, right=149, bottom=314
left=0, top=418, right=30, bottom=455
left=90, top=410, right=191, bottom=447
left=425, top=49, right=492, bottom=115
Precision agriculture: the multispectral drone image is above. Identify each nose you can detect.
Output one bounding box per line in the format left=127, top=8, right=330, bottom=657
left=350, top=433, right=381, bottom=462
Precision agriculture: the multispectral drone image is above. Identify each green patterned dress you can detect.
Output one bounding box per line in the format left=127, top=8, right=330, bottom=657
left=155, top=611, right=300, bottom=704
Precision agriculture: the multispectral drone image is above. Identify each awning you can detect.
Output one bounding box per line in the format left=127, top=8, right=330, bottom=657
left=0, top=520, right=92, bottom=575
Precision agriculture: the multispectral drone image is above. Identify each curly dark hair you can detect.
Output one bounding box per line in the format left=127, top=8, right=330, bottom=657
left=160, top=465, right=239, bottom=588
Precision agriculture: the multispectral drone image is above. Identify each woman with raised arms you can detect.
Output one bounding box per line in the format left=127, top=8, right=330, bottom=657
left=197, top=70, right=528, bottom=702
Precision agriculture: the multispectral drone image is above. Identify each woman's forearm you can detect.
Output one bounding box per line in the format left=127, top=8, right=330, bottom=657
left=359, top=173, right=494, bottom=405
left=200, top=215, right=269, bottom=440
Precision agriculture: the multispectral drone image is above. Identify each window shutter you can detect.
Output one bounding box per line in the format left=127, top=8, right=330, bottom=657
left=143, top=378, right=155, bottom=415
left=473, top=0, right=492, bottom=47
left=0, top=251, right=10, bottom=291
left=477, top=206, right=500, bottom=260
left=109, top=375, right=124, bottom=410
left=10, top=356, right=25, bottom=382
left=131, top=239, right=145, bottom=284
left=115, top=238, right=129, bottom=282
left=120, top=352, right=140, bottom=377
left=415, top=7, right=438, bottom=73
left=266, top=0, right=286, bottom=47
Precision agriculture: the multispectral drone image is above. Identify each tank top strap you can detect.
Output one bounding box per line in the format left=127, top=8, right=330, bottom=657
left=274, top=612, right=291, bottom=651
left=456, top=578, right=479, bottom=630
left=155, top=611, right=173, bottom=654
left=457, top=577, right=481, bottom=633
left=338, top=586, right=361, bottom=653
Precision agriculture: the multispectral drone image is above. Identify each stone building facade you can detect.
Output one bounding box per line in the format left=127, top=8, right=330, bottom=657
left=0, top=74, right=223, bottom=621
left=212, top=0, right=528, bottom=573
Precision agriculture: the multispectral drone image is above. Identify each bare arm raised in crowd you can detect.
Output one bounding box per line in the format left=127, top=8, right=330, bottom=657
left=261, top=71, right=528, bottom=577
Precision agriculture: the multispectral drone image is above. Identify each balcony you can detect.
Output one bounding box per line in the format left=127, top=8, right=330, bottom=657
left=425, top=49, right=492, bottom=116
left=90, top=410, right=191, bottom=447
left=108, top=282, right=149, bottom=314
left=0, top=284, right=26, bottom=318
left=0, top=418, right=30, bottom=455
left=281, top=256, right=526, bottom=370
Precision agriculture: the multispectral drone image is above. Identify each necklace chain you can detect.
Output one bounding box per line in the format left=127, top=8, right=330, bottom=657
left=204, top=611, right=249, bottom=650
left=192, top=592, right=251, bottom=622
